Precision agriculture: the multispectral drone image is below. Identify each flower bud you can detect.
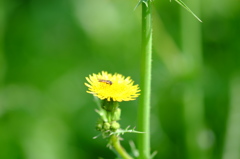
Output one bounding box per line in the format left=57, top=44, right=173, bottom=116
left=96, top=121, right=103, bottom=131
left=103, top=122, right=111, bottom=130
left=111, top=121, right=120, bottom=131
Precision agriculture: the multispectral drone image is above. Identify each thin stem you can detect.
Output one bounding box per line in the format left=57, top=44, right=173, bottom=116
left=138, top=1, right=152, bottom=159
left=110, top=135, right=133, bottom=159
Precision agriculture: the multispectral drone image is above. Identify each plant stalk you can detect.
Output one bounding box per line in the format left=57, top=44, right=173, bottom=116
left=138, top=1, right=152, bottom=159
left=110, top=135, right=133, bottom=159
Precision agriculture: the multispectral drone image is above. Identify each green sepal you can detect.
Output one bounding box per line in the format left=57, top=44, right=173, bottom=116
left=111, top=108, right=121, bottom=121
left=95, top=108, right=108, bottom=122
left=102, top=99, right=119, bottom=112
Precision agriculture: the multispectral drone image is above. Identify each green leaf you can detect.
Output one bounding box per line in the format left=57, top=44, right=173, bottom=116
left=173, top=0, right=202, bottom=22
left=129, top=140, right=139, bottom=157
left=134, top=0, right=149, bottom=10
left=110, top=126, right=145, bottom=136
left=150, top=151, right=158, bottom=159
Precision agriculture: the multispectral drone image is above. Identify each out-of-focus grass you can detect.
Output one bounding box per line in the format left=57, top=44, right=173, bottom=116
left=0, top=0, right=240, bottom=158
left=222, top=76, right=240, bottom=159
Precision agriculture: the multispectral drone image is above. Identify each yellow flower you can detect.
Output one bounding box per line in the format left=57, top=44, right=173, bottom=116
left=85, top=71, right=140, bottom=102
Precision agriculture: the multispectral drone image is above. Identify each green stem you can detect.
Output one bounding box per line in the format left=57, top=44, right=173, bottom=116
left=138, top=1, right=152, bottom=159
left=110, top=135, right=133, bottom=159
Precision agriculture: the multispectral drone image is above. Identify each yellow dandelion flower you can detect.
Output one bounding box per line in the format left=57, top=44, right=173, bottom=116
left=85, top=71, right=140, bottom=102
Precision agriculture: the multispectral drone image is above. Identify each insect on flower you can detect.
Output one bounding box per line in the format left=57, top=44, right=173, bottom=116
left=85, top=71, right=140, bottom=101
left=98, top=79, right=113, bottom=85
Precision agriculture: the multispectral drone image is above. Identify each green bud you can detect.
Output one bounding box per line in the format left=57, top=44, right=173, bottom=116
left=103, top=122, right=111, bottom=130
left=96, top=123, right=103, bottom=131
left=111, top=121, right=120, bottom=131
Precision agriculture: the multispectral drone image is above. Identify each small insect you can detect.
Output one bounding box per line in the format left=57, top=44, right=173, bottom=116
left=98, top=79, right=113, bottom=85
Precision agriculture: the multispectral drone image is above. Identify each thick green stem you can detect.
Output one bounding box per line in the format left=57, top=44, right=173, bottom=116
left=110, top=135, right=133, bottom=159
left=138, top=1, right=152, bottom=159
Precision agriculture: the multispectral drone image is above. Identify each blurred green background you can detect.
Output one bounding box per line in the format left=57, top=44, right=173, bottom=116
left=0, top=0, right=240, bottom=158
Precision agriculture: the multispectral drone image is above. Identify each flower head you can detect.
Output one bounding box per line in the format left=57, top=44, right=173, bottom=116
left=85, top=71, right=140, bottom=102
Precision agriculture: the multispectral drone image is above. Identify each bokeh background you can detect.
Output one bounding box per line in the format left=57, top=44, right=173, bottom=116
left=0, top=0, right=240, bottom=159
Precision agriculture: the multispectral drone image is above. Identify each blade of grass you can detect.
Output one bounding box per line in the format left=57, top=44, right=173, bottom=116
left=180, top=0, right=209, bottom=158
left=0, top=0, right=6, bottom=87
left=222, top=76, right=240, bottom=159
left=174, top=0, right=202, bottom=22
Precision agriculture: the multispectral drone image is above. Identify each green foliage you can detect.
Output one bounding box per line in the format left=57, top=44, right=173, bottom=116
left=135, top=0, right=202, bottom=22
left=174, top=0, right=202, bottom=22
left=0, top=0, right=239, bottom=159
